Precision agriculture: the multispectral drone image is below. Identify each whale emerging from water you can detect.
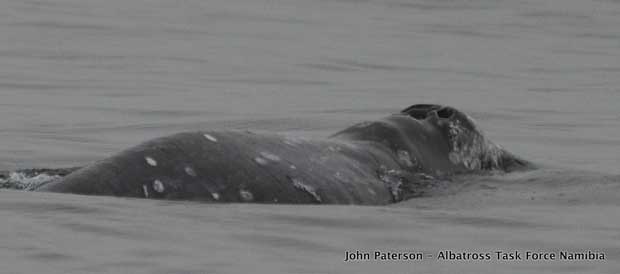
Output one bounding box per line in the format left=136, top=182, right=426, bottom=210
left=36, top=104, right=532, bottom=204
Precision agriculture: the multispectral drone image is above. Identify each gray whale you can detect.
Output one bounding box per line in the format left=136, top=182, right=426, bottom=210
left=37, top=104, right=531, bottom=204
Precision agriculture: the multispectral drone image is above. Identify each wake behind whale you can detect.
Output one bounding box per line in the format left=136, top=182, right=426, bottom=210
left=3, top=104, right=532, bottom=205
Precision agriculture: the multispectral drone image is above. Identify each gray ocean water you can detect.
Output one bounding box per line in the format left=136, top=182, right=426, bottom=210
left=1, top=0, right=620, bottom=273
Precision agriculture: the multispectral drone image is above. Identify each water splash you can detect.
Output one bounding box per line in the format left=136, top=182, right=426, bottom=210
left=0, top=172, right=61, bottom=190
left=0, top=168, right=78, bottom=191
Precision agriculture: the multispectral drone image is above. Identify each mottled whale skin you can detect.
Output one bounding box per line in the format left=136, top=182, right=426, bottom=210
left=37, top=104, right=531, bottom=204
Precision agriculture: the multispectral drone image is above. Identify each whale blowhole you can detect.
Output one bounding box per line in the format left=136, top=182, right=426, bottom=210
left=437, top=107, right=455, bottom=119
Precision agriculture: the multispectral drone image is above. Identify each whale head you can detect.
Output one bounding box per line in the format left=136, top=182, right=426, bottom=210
left=400, top=104, right=531, bottom=172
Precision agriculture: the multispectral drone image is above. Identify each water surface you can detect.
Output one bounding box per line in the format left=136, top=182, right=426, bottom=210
left=1, top=0, right=619, bottom=273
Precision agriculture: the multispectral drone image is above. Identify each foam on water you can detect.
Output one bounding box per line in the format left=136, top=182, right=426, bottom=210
left=0, top=171, right=61, bottom=191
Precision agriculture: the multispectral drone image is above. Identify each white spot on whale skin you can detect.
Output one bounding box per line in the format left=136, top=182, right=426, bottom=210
left=397, top=150, right=414, bottom=167
left=367, top=188, right=376, bottom=196
left=283, top=136, right=306, bottom=146
left=142, top=184, right=149, bottom=198
left=327, top=145, right=342, bottom=153
left=354, top=121, right=373, bottom=128
left=153, top=180, right=165, bottom=193
left=211, top=192, right=220, bottom=200
left=184, top=166, right=197, bottom=177
left=203, top=133, right=218, bottom=142
left=290, top=165, right=297, bottom=170
left=464, top=158, right=481, bottom=170
left=259, top=151, right=281, bottom=162
left=145, top=157, right=157, bottom=166
left=448, top=152, right=460, bottom=164
left=254, top=157, right=268, bottom=165
left=334, top=171, right=345, bottom=180
left=377, top=167, right=405, bottom=202
left=291, top=178, right=322, bottom=203
left=239, top=189, right=254, bottom=202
